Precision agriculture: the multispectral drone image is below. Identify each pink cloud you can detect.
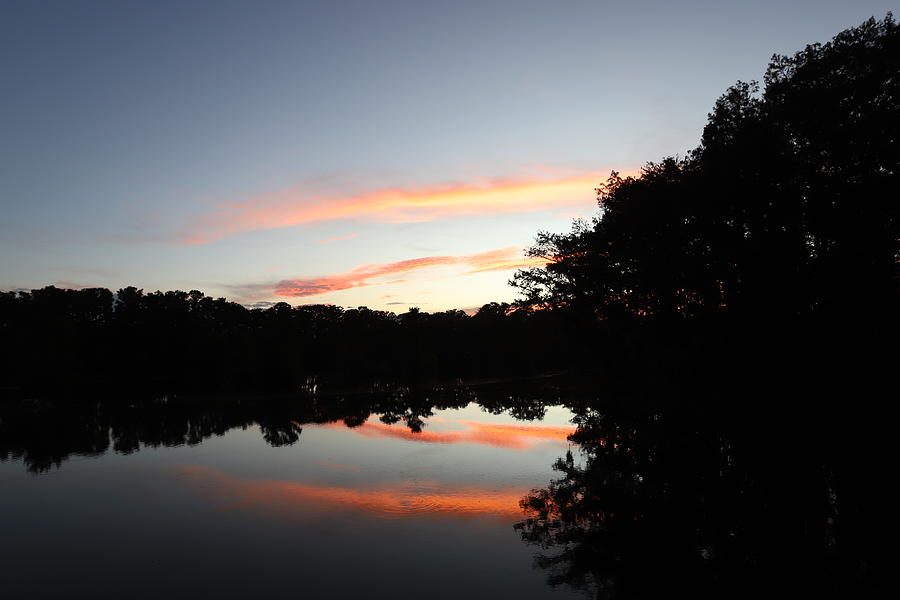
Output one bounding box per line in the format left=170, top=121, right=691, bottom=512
left=274, top=246, right=548, bottom=298
left=178, top=172, right=618, bottom=245
left=316, top=233, right=359, bottom=244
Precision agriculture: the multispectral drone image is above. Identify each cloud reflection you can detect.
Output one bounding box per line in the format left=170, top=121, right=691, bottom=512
left=178, top=465, right=527, bottom=520
left=324, top=418, right=572, bottom=449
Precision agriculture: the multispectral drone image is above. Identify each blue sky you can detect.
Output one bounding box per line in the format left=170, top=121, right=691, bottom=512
left=1, top=0, right=894, bottom=310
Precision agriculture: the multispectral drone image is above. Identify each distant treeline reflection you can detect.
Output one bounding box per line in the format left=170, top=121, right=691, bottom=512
left=0, top=378, right=564, bottom=473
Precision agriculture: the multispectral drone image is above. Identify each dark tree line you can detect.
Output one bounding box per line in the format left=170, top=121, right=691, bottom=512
left=0, top=285, right=575, bottom=398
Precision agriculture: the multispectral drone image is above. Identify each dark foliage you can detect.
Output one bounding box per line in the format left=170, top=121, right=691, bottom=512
left=0, top=287, right=575, bottom=397
left=513, top=15, right=898, bottom=323
left=516, top=383, right=898, bottom=599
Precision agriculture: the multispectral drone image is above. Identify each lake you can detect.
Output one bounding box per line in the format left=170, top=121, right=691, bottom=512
left=0, top=387, right=585, bottom=599
left=1, top=377, right=892, bottom=599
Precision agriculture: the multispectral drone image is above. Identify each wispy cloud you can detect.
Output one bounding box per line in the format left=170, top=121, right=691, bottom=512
left=273, top=246, right=547, bottom=298
left=316, top=233, right=358, bottom=244
left=178, top=172, right=611, bottom=245
left=53, top=280, right=90, bottom=290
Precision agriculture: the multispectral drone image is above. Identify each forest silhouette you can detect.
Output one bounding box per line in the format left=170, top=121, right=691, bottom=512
left=0, top=14, right=897, bottom=599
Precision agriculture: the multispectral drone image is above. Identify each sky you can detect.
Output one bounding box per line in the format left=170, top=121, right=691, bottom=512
left=1, top=0, right=895, bottom=312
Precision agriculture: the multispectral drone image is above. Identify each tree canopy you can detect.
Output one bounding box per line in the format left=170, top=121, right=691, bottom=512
left=513, top=15, right=898, bottom=322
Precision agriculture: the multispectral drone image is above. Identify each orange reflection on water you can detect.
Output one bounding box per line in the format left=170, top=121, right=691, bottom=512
left=325, top=419, right=573, bottom=449
left=178, top=465, right=527, bottom=520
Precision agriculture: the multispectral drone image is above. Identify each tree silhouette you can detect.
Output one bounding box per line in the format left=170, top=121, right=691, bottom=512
left=0, top=283, right=573, bottom=399
left=509, top=17, right=900, bottom=598
left=513, top=15, right=898, bottom=322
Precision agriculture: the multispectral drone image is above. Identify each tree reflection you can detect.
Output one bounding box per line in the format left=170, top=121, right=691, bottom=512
left=516, top=401, right=896, bottom=599
left=0, top=378, right=571, bottom=473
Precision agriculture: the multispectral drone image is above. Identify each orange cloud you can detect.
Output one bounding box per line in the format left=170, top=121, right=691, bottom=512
left=274, top=246, right=548, bottom=297
left=179, top=173, right=612, bottom=245
left=177, top=465, right=527, bottom=520
left=324, top=418, right=572, bottom=450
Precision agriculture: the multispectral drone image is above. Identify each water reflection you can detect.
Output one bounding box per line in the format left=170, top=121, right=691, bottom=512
left=515, top=399, right=898, bottom=599
left=0, top=382, right=581, bottom=600
left=327, top=418, right=572, bottom=449
left=178, top=465, right=529, bottom=520
left=2, top=377, right=894, bottom=598
left=0, top=379, right=569, bottom=473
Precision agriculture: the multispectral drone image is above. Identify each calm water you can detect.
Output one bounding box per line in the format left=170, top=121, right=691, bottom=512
left=2, top=379, right=892, bottom=599
left=0, top=397, right=583, bottom=599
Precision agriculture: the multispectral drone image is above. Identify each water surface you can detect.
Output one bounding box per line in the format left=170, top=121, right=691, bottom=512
left=0, top=397, right=582, bottom=599
left=3, top=377, right=890, bottom=599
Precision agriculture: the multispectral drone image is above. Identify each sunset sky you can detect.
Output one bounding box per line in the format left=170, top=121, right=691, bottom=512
left=1, top=0, right=892, bottom=311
